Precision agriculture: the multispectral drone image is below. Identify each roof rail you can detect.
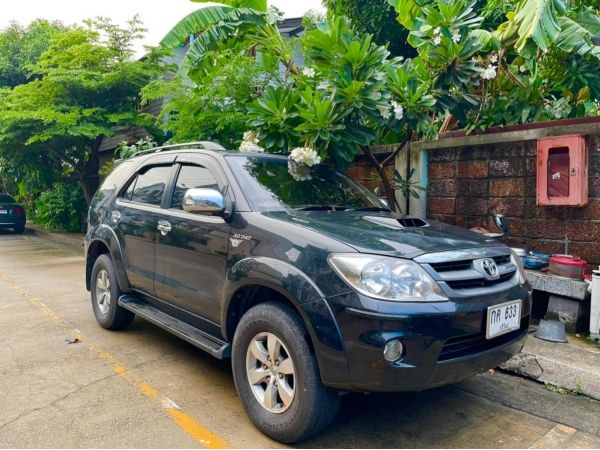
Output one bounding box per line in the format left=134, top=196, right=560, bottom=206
left=133, top=141, right=226, bottom=157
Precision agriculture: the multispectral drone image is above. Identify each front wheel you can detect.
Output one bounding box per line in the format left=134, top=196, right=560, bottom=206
left=232, top=302, right=340, bottom=443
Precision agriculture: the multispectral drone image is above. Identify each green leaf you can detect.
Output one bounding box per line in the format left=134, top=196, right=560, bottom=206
left=338, top=124, right=377, bottom=145
left=513, top=0, right=566, bottom=52
left=576, top=12, right=600, bottom=35
left=555, top=16, right=600, bottom=58
left=468, top=29, right=501, bottom=52
left=388, top=0, right=422, bottom=29
left=160, top=5, right=233, bottom=48
left=181, top=8, right=270, bottom=74
left=190, top=0, right=267, bottom=12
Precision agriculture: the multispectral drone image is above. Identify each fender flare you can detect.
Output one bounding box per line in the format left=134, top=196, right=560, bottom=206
left=221, top=257, right=350, bottom=387
left=86, top=224, right=130, bottom=292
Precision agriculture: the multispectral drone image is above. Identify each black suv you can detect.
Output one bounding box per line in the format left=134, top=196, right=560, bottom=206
left=85, top=142, right=531, bottom=443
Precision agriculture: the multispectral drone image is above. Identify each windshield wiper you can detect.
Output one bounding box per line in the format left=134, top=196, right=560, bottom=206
left=293, top=205, right=352, bottom=211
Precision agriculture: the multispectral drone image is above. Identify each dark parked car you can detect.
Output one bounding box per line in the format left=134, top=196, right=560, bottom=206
left=85, top=142, right=531, bottom=443
left=0, top=193, right=26, bottom=234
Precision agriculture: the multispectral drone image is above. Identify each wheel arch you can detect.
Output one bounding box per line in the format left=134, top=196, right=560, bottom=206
left=86, top=225, right=130, bottom=292
left=222, top=257, right=351, bottom=389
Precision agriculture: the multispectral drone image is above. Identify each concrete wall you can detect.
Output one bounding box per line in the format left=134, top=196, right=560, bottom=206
left=425, top=134, right=600, bottom=266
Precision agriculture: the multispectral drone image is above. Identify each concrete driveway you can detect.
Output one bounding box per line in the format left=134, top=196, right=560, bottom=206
left=1, top=231, right=600, bottom=448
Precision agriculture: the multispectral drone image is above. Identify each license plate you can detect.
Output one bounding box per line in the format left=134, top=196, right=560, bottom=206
left=0, top=210, right=6, bottom=215
left=486, top=300, right=521, bottom=339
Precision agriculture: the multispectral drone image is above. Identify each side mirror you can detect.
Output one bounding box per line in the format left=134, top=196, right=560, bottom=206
left=493, top=214, right=509, bottom=234
left=183, top=188, right=225, bottom=216
left=483, top=214, right=509, bottom=238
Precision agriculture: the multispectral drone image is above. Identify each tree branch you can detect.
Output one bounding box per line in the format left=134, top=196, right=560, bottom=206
left=361, top=144, right=401, bottom=212
left=381, top=133, right=412, bottom=167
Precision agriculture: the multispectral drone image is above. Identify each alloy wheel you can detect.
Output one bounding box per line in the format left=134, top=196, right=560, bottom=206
left=95, top=269, right=111, bottom=315
left=246, top=332, right=296, bottom=413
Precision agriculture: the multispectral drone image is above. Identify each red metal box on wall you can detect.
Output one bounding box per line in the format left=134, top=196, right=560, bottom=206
left=537, top=135, right=588, bottom=206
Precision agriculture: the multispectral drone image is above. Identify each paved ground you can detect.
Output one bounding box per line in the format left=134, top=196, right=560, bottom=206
left=2, top=230, right=600, bottom=448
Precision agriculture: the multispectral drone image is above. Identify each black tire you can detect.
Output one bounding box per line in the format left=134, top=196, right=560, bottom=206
left=232, top=302, right=340, bottom=444
left=14, top=224, right=24, bottom=234
left=91, top=254, right=134, bottom=330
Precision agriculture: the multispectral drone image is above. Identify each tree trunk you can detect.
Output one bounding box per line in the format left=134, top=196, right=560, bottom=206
left=360, top=145, right=400, bottom=212
left=81, top=136, right=102, bottom=206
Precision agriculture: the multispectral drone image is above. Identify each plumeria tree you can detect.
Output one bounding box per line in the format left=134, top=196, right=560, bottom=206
left=159, top=0, right=600, bottom=212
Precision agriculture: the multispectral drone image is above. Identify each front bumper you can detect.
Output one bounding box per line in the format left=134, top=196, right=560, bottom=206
left=325, top=282, right=531, bottom=392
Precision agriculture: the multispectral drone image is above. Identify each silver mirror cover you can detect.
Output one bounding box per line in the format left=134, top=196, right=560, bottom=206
left=182, top=188, right=225, bottom=215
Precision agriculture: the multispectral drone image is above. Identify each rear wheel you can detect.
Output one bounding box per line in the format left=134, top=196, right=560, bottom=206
left=91, top=254, right=134, bottom=330
left=14, top=224, right=24, bottom=234
left=232, top=302, right=340, bottom=443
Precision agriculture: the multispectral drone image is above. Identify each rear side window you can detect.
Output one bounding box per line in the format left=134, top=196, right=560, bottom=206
left=129, top=165, right=173, bottom=206
left=99, top=160, right=134, bottom=193
left=171, top=165, right=220, bottom=210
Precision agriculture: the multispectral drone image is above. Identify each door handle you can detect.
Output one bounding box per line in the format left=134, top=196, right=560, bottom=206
left=111, top=210, right=121, bottom=224
left=157, top=220, right=171, bottom=236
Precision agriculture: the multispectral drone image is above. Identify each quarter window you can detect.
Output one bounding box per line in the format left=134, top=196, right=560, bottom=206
left=171, top=165, right=220, bottom=210
left=129, top=165, right=172, bottom=206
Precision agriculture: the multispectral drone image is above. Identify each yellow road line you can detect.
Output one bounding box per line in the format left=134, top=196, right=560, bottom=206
left=529, top=423, right=577, bottom=449
left=0, top=271, right=229, bottom=449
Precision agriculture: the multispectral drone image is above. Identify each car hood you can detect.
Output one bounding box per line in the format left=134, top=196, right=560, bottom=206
left=263, top=210, right=503, bottom=259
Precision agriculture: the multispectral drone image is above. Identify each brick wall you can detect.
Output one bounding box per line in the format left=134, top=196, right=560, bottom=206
left=426, top=135, right=600, bottom=266
left=347, top=155, right=394, bottom=194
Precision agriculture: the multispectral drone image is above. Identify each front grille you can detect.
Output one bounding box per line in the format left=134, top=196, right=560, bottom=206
left=446, top=272, right=514, bottom=290
left=430, top=260, right=472, bottom=272
left=493, top=255, right=511, bottom=265
left=438, top=316, right=529, bottom=361
left=430, top=254, right=511, bottom=273
left=425, top=251, right=517, bottom=292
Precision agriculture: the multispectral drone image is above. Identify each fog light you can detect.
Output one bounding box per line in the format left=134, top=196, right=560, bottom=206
left=383, top=339, right=403, bottom=362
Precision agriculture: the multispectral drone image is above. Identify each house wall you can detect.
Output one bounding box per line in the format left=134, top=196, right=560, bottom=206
left=426, top=134, right=600, bottom=266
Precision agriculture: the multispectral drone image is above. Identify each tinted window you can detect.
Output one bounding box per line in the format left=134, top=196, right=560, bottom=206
left=99, top=160, right=135, bottom=193
left=0, top=194, right=16, bottom=203
left=226, top=156, right=384, bottom=212
left=171, top=165, right=220, bottom=210
left=130, top=165, right=172, bottom=206
left=122, top=177, right=136, bottom=201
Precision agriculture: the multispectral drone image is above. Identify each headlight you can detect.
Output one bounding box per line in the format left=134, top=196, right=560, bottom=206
left=510, top=250, right=528, bottom=285
left=328, top=254, right=448, bottom=302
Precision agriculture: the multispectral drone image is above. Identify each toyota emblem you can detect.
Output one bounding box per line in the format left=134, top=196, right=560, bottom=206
left=475, top=258, right=500, bottom=279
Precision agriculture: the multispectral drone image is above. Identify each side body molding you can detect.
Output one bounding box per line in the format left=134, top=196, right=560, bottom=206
left=222, top=257, right=352, bottom=388
left=86, top=224, right=130, bottom=292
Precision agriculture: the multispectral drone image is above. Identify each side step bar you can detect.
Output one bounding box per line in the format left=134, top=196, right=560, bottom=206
left=118, top=295, right=231, bottom=359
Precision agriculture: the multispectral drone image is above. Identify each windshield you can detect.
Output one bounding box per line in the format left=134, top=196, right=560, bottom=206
left=226, top=155, right=388, bottom=212
left=0, top=194, right=16, bottom=203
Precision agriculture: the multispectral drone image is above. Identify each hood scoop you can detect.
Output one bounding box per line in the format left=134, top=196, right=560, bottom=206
left=363, top=216, right=429, bottom=229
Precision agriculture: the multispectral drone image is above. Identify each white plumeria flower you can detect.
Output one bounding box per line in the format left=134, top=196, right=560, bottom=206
left=433, top=35, right=442, bottom=46
left=434, top=27, right=441, bottom=35
left=391, top=100, right=404, bottom=120
left=480, top=64, right=497, bottom=80
left=378, top=105, right=392, bottom=120
left=452, top=29, right=461, bottom=44
left=302, top=67, right=316, bottom=78
left=490, top=53, right=498, bottom=64
left=239, top=141, right=265, bottom=152
left=289, top=147, right=321, bottom=167
left=242, top=130, right=260, bottom=144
